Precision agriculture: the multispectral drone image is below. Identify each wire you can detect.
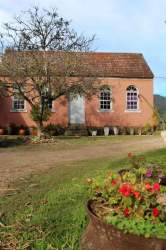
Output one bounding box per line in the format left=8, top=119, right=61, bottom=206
left=154, top=76, right=166, bottom=80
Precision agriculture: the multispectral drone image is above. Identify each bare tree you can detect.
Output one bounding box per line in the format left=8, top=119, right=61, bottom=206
left=0, top=7, right=98, bottom=136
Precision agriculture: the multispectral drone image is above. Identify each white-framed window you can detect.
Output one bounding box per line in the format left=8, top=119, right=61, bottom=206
left=12, top=84, right=26, bottom=112
left=13, top=95, right=25, bottom=111
left=126, top=85, right=139, bottom=111
left=100, top=87, right=112, bottom=111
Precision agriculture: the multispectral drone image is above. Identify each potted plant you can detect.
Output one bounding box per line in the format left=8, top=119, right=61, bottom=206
left=18, top=125, right=25, bottom=135
left=0, top=127, right=4, bottom=135
left=104, top=126, right=110, bottom=136
left=29, top=127, right=38, bottom=136
left=19, top=128, right=25, bottom=136
left=81, top=155, right=166, bottom=250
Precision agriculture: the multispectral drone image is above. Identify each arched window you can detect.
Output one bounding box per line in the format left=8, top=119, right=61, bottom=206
left=100, top=87, right=112, bottom=111
left=126, top=85, right=139, bottom=111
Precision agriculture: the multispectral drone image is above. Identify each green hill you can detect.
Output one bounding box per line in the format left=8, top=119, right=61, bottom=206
left=154, top=94, right=166, bottom=116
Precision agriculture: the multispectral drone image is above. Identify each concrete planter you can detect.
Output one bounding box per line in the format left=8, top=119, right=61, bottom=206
left=161, top=130, right=166, bottom=142
left=104, top=127, right=110, bottom=136
left=81, top=200, right=166, bottom=250
left=91, top=130, right=97, bottom=136
left=113, top=126, right=119, bottom=135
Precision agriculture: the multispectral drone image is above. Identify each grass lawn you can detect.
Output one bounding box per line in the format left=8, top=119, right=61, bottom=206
left=0, top=148, right=166, bottom=250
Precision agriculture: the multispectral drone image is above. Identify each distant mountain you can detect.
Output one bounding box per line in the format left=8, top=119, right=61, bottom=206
left=154, top=94, right=166, bottom=115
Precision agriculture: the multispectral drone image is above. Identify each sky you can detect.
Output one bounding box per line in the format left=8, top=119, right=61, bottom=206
left=0, top=0, right=166, bottom=96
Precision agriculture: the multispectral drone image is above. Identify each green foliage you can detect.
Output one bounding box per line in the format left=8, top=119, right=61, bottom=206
left=142, top=123, right=153, bottom=135
left=43, top=124, right=65, bottom=136
left=154, top=94, right=166, bottom=116
left=106, top=215, right=166, bottom=239
left=31, top=105, right=51, bottom=123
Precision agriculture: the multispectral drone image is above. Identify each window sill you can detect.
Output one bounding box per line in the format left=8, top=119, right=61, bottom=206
left=98, top=109, right=114, bottom=113
left=51, top=109, right=56, bottom=113
left=10, top=109, right=27, bottom=113
left=124, top=110, right=141, bottom=113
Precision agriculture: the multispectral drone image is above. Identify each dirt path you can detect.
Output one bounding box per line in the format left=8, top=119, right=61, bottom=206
left=0, top=136, right=165, bottom=194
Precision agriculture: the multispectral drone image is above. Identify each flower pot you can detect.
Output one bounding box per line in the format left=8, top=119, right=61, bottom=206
left=80, top=200, right=166, bottom=250
left=19, top=128, right=25, bottom=136
left=91, top=130, right=97, bottom=136
left=161, top=130, right=166, bottom=143
left=30, top=127, right=37, bottom=136
left=104, top=127, right=109, bottom=136
left=159, top=176, right=166, bottom=186
left=113, top=126, right=119, bottom=135
left=0, top=128, right=4, bottom=135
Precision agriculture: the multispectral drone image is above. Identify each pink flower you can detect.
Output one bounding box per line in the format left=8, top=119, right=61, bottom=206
left=153, top=183, right=160, bottom=192
left=119, top=183, right=132, bottom=197
left=152, top=208, right=159, bottom=217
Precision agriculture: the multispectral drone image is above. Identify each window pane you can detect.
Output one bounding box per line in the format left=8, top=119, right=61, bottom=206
left=13, top=96, right=25, bottom=110
left=126, top=85, right=138, bottom=110
left=100, top=88, right=112, bottom=110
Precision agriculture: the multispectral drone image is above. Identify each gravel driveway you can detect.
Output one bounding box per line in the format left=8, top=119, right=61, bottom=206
left=0, top=135, right=165, bottom=195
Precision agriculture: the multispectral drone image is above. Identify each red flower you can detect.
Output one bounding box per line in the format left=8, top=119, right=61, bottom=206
left=128, top=152, right=133, bottom=158
left=145, top=183, right=152, bottom=191
left=152, top=208, right=159, bottom=217
left=134, top=191, right=140, bottom=199
left=119, top=183, right=132, bottom=197
left=153, top=183, right=160, bottom=192
left=111, top=179, right=117, bottom=186
left=123, top=208, right=130, bottom=217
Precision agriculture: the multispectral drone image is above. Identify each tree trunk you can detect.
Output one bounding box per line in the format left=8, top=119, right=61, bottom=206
left=36, top=121, right=43, bottom=137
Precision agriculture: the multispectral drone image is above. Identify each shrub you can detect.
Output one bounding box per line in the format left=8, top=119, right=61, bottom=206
left=119, top=127, right=127, bottom=135
left=142, top=123, right=153, bottom=135
left=43, top=124, right=65, bottom=136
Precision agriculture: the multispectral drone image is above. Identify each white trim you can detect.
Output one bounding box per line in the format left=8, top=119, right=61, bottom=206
left=98, top=109, right=114, bottom=112
left=10, top=109, right=27, bottom=113
left=124, top=110, right=141, bottom=113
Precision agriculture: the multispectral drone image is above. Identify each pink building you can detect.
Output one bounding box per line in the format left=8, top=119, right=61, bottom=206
left=0, top=52, right=154, bottom=130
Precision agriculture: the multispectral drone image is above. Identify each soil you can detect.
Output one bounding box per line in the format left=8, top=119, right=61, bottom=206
left=0, top=135, right=165, bottom=195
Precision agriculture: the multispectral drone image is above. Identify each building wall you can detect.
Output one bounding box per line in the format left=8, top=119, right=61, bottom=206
left=85, top=78, right=154, bottom=127
left=0, top=77, right=153, bottom=128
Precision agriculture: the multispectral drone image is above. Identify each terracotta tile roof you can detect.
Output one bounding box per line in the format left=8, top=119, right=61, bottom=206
left=1, top=51, right=154, bottom=79
left=72, top=52, right=154, bottom=78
